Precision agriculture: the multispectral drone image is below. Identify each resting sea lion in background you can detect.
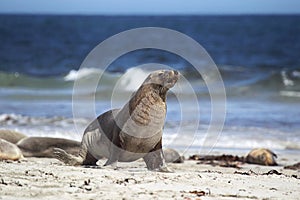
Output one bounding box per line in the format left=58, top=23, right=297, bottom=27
left=0, top=129, right=27, bottom=144
left=17, top=137, right=80, bottom=158
left=163, top=148, right=184, bottom=163
left=54, top=69, right=179, bottom=172
left=0, top=139, right=23, bottom=161
left=245, top=148, right=278, bottom=166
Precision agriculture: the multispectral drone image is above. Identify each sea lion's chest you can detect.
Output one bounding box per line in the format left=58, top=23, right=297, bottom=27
left=118, top=93, right=166, bottom=152
left=122, top=98, right=166, bottom=138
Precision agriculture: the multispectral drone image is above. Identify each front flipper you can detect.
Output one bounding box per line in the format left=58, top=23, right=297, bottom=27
left=143, top=139, right=173, bottom=173
left=103, top=153, right=118, bottom=167
left=104, top=127, right=121, bottom=168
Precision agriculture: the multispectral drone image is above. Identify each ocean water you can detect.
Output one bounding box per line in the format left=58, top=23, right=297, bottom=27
left=0, top=15, right=300, bottom=153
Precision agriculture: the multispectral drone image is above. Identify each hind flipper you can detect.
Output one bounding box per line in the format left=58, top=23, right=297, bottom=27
left=53, top=148, right=83, bottom=166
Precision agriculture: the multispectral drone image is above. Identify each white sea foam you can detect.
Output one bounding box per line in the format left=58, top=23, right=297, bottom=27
left=117, top=67, right=151, bottom=91
left=280, top=91, right=300, bottom=98
left=64, top=68, right=104, bottom=81
left=1, top=113, right=299, bottom=151
left=281, top=70, right=294, bottom=86
left=292, top=70, right=300, bottom=78
left=163, top=125, right=300, bottom=151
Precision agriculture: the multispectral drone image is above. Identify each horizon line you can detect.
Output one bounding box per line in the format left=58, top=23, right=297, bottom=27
left=1, top=12, right=300, bottom=16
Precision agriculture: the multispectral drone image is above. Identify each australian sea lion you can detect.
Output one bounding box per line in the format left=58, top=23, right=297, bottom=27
left=0, top=139, right=23, bottom=161
left=245, top=148, right=278, bottom=166
left=163, top=148, right=184, bottom=163
left=17, top=137, right=80, bottom=158
left=0, top=129, right=27, bottom=144
left=54, top=69, right=179, bottom=172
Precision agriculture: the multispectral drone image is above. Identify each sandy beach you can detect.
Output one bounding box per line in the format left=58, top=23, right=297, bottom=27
left=1, top=151, right=299, bottom=200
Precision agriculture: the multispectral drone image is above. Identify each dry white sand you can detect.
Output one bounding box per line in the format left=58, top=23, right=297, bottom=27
left=0, top=152, right=299, bottom=200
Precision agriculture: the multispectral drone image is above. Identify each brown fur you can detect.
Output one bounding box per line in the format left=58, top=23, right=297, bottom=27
left=245, top=148, right=277, bottom=166
left=129, top=84, right=165, bottom=126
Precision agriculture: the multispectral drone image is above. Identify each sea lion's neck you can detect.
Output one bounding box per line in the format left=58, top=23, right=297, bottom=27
left=131, top=84, right=166, bottom=106
left=128, top=84, right=167, bottom=124
left=158, top=87, right=168, bottom=102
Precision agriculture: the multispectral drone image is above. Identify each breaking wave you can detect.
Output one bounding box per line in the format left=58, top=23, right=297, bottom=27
left=1, top=66, right=299, bottom=98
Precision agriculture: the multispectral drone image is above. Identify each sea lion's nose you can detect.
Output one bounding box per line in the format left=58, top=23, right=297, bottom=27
left=173, top=70, right=178, bottom=75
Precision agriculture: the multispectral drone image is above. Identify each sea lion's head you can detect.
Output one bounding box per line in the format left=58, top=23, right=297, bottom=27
left=143, top=69, right=179, bottom=90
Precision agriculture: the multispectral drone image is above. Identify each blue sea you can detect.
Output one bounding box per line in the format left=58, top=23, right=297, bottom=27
left=0, top=15, right=300, bottom=154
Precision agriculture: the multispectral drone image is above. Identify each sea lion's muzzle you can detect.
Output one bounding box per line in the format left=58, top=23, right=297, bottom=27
left=142, top=69, right=179, bottom=89
left=164, top=70, right=179, bottom=89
